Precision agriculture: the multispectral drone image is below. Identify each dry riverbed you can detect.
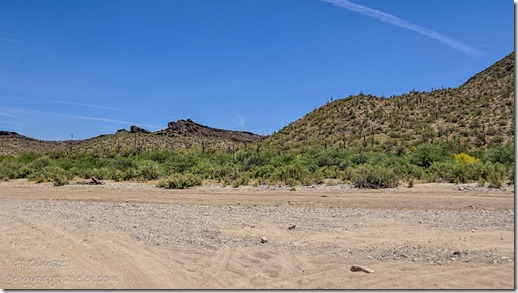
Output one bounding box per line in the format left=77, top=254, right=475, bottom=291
left=0, top=179, right=514, bottom=289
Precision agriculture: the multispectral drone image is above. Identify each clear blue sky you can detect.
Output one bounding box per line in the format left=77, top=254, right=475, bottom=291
left=0, top=0, right=514, bottom=140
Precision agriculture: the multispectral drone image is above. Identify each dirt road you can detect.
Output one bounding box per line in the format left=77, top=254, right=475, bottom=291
left=0, top=180, right=514, bottom=289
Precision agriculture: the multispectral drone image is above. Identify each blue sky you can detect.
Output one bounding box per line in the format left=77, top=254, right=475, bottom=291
left=0, top=0, right=514, bottom=140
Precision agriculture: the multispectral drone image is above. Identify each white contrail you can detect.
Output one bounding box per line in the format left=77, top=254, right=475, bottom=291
left=322, top=0, right=482, bottom=56
left=60, top=114, right=163, bottom=130
left=0, top=94, right=170, bottom=118
left=237, top=115, right=246, bottom=128
left=0, top=106, right=163, bottom=130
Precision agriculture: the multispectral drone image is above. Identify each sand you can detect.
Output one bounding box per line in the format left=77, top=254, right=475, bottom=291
left=0, top=179, right=514, bottom=289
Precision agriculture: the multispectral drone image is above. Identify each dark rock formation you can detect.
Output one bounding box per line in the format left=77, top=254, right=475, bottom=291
left=0, top=131, right=21, bottom=137
left=155, top=119, right=263, bottom=143
left=129, top=125, right=151, bottom=134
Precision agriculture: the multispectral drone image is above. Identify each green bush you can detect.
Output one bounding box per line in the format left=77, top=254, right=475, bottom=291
left=157, top=173, right=202, bottom=189
left=485, top=145, right=514, bottom=165
left=235, top=172, right=251, bottom=187
left=28, top=166, right=70, bottom=186
left=410, top=144, right=449, bottom=168
left=28, top=156, right=51, bottom=171
left=136, top=160, right=162, bottom=180
left=488, top=172, right=502, bottom=188
left=351, top=164, right=399, bottom=189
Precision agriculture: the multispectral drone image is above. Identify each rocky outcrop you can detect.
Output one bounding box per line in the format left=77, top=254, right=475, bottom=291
left=0, top=131, right=22, bottom=137
left=155, top=119, right=263, bottom=143
left=130, top=125, right=151, bottom=134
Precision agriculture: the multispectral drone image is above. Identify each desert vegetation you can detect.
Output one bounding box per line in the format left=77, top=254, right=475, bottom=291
left=0, top=53, right=514, bottom=189
left=0, top=141, right=513, bottom=189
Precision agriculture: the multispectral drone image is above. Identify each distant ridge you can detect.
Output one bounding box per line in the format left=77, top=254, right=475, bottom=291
left=155, top=119, right=262, bottom=143
left=0, top=52, right=514, bottom=155
left=261, top=52, right=514, bottom=152
left=0, top=131, right=23, bottom=138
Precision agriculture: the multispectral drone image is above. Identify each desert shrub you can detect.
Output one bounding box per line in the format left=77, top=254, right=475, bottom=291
left=351, top=164, right=399, bottom=189
left=232, top=172, right=251, bottom=187
left=123, top=168, right=138, bottom=181
left=429, top=160, right=489, bottom=184
left=144, top=150, right=172, bottom=163
left=488, top=172, right=502, bottom=188
left=410, top=144, right=449, bottom=168
left=112, top=170, right=124, bottom=182
left=315, top=165, right=341, bottom=179
left=235, top=151, right=267, bottom=171
left=485, top=145, right=514, bottom=165
left=164, top=152, right=199, bottom=173
left=113, top=157, right=136, bottom=170
left=0, top=160, right=25, bottom=179
left=508, top=167, right=515, bottom=185
left=285, top=178, right=299, bottom=187
left=52, top=175, right=69, bottom=186
left=136, top=160, right=162, bottom=180
left=454, top=153, right=478, bottom=164
left=157, top=173, right=202, bottom=189
left=28, top=166, right=70, bottom=186
left=271, top=162, right=310, bottom=184
left=89, top=167, right=114, bottom=180
left=28, top=156, right=51, bottom=171
left=250, top=164, right=275, bottom=181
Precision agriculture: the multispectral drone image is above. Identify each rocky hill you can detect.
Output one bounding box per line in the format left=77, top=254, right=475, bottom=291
left=155, top=119, right=262, bottom=143
left=0, top=120, right=263, bottom=156
left=0, top=52, right=514, bottom=156
left=260, top=52, right=514, bottom=153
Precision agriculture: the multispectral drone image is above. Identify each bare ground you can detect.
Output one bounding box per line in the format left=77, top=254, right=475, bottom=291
left=0, top=180, right=514, bottom=289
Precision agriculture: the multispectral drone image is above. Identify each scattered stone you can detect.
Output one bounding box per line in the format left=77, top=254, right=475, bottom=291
left=91, top=177, right=104, bottom=185
left=288, top=225, right=296, bottom=230
left=351, top=265, right=375, bottom=273
left=260, top=237, right=268, bottom=244
left=76, top=177, right=104, bottom=185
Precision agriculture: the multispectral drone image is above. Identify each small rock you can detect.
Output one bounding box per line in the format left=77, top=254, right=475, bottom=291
left=288, top=225, right=296, bottom=230
left=350, top=265, right=375, bottom=273
left=260, top=237, right=268, bottom=244
left=453, top=251, right=461, bottom=256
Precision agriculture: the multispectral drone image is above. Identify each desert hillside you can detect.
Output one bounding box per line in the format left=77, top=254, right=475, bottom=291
left=261, top=53, right=514, bottom=153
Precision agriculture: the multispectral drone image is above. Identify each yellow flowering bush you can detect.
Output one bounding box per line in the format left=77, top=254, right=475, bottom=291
left=454, top=153, right=477, bottom=164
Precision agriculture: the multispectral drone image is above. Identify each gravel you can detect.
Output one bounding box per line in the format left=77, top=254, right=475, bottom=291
left=1, top=198, right=514, bottom=264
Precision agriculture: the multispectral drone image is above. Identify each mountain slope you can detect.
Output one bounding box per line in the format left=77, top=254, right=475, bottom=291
left=261, top=52, right=514, bottom=153
left=0, top=119, right=263, bottom=156
left=0, top=53, right=514, bottom=156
